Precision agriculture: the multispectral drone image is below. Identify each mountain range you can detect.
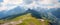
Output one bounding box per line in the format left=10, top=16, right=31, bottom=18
left=0, top=6, right=60, bottom=25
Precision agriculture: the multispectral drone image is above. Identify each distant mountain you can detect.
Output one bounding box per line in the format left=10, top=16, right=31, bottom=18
left=0, top=6, right=27, bottom=19
left=32, top=7, right=60, bottom=18
left=26, top=9, right=42, bottom=19
left=49, top=8, right=60, bottom=18
left=48, top=8, right=60, bottom=25
left=0, top=7, right=60, bottom=25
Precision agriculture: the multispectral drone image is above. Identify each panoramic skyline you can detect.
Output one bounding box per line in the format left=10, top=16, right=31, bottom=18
left=0, top=0, right=60, bottom=25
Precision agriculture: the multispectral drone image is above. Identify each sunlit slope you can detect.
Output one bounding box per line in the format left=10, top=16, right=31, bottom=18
left=11, top=13, right=49, bottom=25
left=11, top=13, right=34, bottom=21
left=0, top=13, right=49, bottom=25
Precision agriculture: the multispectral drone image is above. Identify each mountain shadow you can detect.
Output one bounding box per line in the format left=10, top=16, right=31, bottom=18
left=27, top=9, right=42, bottom=19
left=50, top=8, right=60, bottom=18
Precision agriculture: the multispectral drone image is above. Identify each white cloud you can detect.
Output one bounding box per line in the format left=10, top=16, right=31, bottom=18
left=0, top=0, right=23, bottom=11
left=0, top=0, right=60, bottom=11
left=22, top=0, right=60, bottom=9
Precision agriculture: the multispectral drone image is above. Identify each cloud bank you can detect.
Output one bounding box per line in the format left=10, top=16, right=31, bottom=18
left=0, top=0, right=60, bottom=11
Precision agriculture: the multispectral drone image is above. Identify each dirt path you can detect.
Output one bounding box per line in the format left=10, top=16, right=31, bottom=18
left=38, top=19, right=45, bottom=25
left=1, top=20, right=23, bottom=25
left=1, top=19, right=46, bottom=25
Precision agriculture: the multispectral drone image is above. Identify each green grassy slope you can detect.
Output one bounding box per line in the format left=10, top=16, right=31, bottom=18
left=0, top=13, right=49, bottom=25
left=11, top=13, right=49, bottom=25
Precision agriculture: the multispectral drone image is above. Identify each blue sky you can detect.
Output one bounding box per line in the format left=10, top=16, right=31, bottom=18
left=58, top=0, right=60, bottom=2
left=0, top=0, right=3, bottom=2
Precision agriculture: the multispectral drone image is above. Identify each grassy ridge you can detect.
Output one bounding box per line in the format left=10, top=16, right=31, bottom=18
left=11, top=13, right=49, bottom=25
left=0, top=13, right=49, bottom=25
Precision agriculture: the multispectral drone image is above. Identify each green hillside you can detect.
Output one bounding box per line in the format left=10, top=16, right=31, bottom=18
left=0, top=13, right=49, bottom=25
